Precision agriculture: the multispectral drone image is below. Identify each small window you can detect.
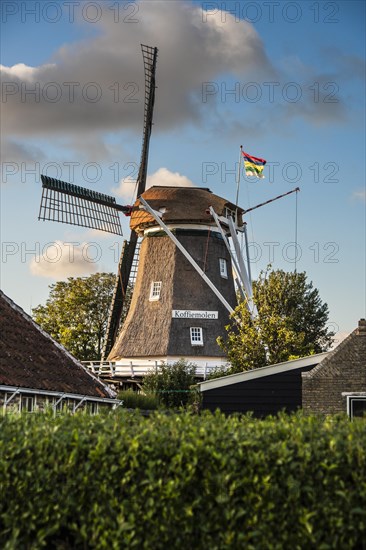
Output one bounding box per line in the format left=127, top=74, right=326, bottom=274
left=190, top=327, right=203, bottom=346
left=21, top=396, right=34, bottom=413
left=219, top=258, right=228, bottom=278
left=347, top=396, right=366, bottom=419
left=149, top=281, right=162, bottom=301
left=224, top=207, right=236, bottom=223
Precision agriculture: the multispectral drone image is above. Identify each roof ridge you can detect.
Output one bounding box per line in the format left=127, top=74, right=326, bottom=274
left=303, top=327, right=359, bottom=379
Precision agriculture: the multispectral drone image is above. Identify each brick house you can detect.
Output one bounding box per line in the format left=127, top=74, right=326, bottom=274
left=198, top=319, right=366, bottom=417
left=302, top=319, right=366, bottom=417
left=0, top=290, right=121, bottom=413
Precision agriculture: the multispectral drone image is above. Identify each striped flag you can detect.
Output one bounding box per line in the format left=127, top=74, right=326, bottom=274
left=242, top=151, right=266, bottom=178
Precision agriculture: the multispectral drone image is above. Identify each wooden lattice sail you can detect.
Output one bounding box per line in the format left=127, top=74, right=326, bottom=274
left=38, top=175, right=127, bottom=235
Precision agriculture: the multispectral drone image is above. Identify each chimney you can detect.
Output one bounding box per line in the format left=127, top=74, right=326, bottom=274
left=358, top=318, right=366, bottom=335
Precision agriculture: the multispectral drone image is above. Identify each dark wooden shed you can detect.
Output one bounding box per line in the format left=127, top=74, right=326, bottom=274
left=198, top=353, right=328, bottom=417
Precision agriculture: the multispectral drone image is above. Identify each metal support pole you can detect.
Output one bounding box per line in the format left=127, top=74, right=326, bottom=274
left=53, top=394, right=65, bottom=414
left=73, top=396, right=87, bottom=413
left=4, top=388, right=20, bottom=406
left=227, top=216, right=252, bottom=300
left=235, top=145, right=243, bottom=207
left=208, top=206, right=247, bottom=299
left=243, top=223, right=252, bottom=286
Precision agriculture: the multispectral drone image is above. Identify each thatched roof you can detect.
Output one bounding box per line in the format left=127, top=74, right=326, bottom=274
left=130, top=186, right=243, bottom=233
left=0, top=290, right=115, bottom=398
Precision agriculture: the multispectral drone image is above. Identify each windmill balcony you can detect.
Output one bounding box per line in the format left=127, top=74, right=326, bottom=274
left=82, top=360, right=229, bottom=381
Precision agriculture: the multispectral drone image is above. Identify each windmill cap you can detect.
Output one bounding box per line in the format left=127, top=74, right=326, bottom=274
left=130, top=186, right=244, bottom=232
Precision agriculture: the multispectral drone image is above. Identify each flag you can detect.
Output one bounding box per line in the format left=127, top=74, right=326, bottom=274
left=242, top=151, right=266, bottom=178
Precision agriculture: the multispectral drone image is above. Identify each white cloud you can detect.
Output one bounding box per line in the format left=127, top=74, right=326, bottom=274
left=1, top=0, right=350, bottom=156
left=352, top=189, right=366, bottom=203
left=114, top=167, right=195, bottom=201
left=29, top=241, right=100, bottom=279
left=147, top=167, right=195, bottom=188
left=113, top=176, right=138, bottom=203
left=1, top=1, right=271, bottom=141
left=0, top=63, right=55, bottom=81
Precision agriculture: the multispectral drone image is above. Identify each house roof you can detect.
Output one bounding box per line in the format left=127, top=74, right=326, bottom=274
left=130, top=186, right=244, bottom=233
left=302, top=319, right=366, bottom=380
left=0, top=290, right=115, bottom=398
left=197, top=352, right=329, bottom=392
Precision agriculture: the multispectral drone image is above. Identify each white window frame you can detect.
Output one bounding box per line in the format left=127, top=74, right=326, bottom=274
left=224, top=207, right=237, bottom=223
left=219, top=258, right=228, bottom=278
left=20, top=395, right=35, bottom=413
left=149, top=281, right=162, bottom=301
left=345, top=394, right=366, bottom=419
left=190, top=327, right=204, bottom=346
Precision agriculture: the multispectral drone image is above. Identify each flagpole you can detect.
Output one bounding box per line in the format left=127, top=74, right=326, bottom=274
left=235, top=145, right=243, bottom=207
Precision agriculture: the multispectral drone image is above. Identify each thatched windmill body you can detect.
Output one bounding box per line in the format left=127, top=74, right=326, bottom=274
left=107, top=186, right=244, bottom=369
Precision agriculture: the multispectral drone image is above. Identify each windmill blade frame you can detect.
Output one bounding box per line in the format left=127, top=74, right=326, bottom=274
left=135, top=44, right=158, bottom=196
left=102, top=44, right=158, bottom=359
left=38, top=175, right=130, bottom=236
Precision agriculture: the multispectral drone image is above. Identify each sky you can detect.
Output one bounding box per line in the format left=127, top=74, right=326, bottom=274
left=1, top=0, right=365, bottom=339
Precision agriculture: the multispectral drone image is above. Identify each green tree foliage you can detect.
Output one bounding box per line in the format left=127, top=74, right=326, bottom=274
left=32, top=273, right=116, bottom=361
left=143, top=359, right=197, bottom=408
left=218, top=268, right=334, bottom=374
left=118, top=390, right=160, bottom=410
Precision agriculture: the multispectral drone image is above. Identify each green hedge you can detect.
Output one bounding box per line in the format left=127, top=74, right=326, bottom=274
left=0, top=411, right=365, bottom=549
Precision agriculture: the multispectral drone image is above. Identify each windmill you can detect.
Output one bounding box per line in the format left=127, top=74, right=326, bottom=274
left=38, top=44, right=158, bottom=360
left=38, top=45, right=300, bottom=378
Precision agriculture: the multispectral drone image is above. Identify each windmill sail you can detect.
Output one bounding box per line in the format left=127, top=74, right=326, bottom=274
left=136, top=44, right=158, bottom=195
left=39, top=175, right=129, bottom=236
left=102, top=45, right=158, bottom=359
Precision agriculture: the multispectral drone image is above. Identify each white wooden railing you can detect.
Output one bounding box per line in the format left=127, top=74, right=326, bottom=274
left=82, top=360, right=228, bottom=380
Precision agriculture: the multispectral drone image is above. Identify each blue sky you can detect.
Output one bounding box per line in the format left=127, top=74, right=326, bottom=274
left=1, top=0, right=365, bottom=336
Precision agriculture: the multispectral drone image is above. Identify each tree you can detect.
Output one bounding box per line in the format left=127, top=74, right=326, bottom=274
left=217, top=268, right=334, bottom=374
left=143, top=359, right=197, bottom=409
left=32, top=273, right=116, bottom=361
